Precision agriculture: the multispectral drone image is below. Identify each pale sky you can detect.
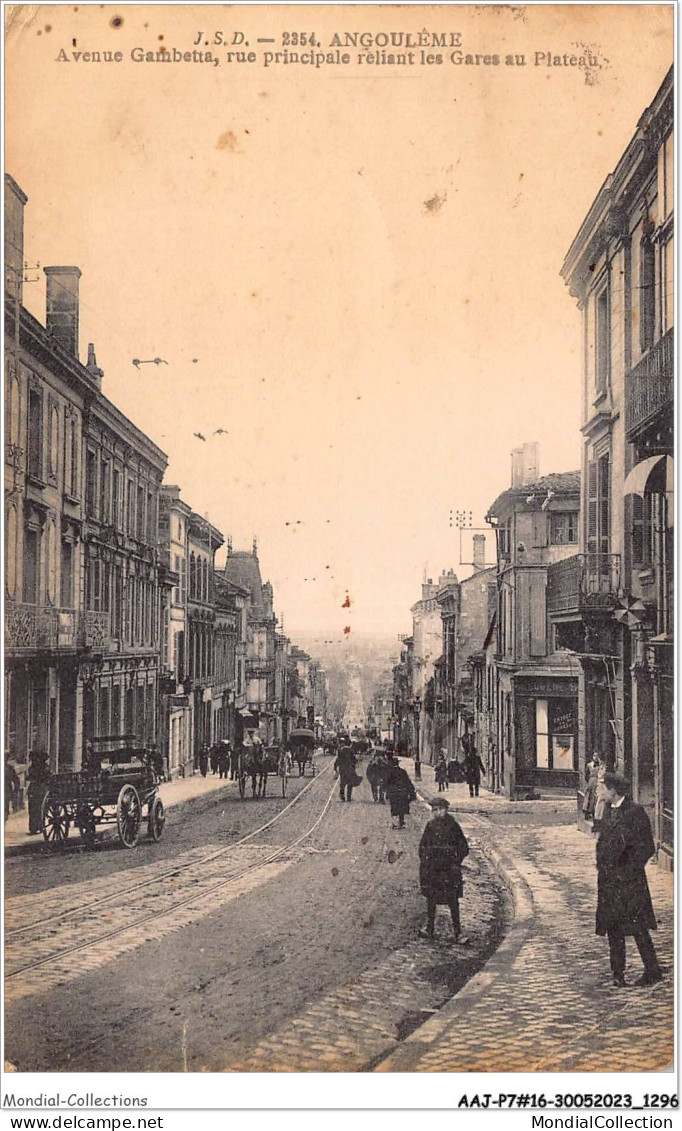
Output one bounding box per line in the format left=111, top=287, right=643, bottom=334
left=6, top=3, right=673, bottom=637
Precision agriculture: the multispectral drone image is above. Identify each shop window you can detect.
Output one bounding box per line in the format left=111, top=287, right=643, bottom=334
left=535, top=697, right=577, bottom=771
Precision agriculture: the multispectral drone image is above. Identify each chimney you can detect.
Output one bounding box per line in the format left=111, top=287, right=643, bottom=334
left=511, top=441, right=540, bottom=487
left=86, top=343, right=103, bottom=390
left=44, top=265, right=82, bottom=358
left=521, top=441, right=540, bottom=485
left=511, top=447, right=523, bottom=487
left=473, top=533, right=486, bottom=571
left=5, top=175, right=28, bottom=305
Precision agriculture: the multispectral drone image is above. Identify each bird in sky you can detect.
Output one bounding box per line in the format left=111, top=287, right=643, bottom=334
left=192, top=358, right=199, bottom=364
left=132, top=357, right=168, bottom=367
left=213, top=429, right=228, bottom=435
left=193, top=432, right=206, bottom=442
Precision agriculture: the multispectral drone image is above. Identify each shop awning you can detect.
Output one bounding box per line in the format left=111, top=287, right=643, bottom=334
left=623, top=454, right=673, bottom=498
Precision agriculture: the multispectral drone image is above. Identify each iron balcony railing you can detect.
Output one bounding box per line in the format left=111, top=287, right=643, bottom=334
left=5, top=602, right=110, bottom=653
left=547, top=554, right=621, bottom=616
left=625, top=328, right=674, bottom=440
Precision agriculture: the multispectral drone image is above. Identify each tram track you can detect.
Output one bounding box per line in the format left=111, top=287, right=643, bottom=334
left=5, top=766, right=338, bottom=996
left=6, top=760, right=332, bottom=940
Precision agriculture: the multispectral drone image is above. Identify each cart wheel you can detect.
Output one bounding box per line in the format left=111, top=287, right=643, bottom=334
left=42, top=796, right=70, bottom=847
left=77, top=806, right=97, bottom=849
left=147, top=796, right=165, bottom=842
left=116, top=784, right=141, bottom=848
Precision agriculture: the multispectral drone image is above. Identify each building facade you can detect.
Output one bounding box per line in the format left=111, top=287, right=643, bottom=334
left=486, top=451, right=581, bottom=798
left=187, top=512, right=224, bottom=758
left=550, top=68, right=673, bottom=865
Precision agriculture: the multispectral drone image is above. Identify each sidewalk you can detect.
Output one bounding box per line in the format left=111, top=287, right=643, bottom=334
left=4, top=770, right=237, bottom=858
left=377, top=760, right=674, bottom=1073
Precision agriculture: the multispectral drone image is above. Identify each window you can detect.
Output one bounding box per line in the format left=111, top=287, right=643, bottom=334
left=6, top=505, right=18, bottom=598
left=631, top=494, right=652, bottom=567
left=46, top=521, right=57, bottom=603
left=146, top=491, right=154, bottom=543
left=60, top=537, right=73, bottom=607
left=662, top=235, right=674, bottom=333
left=100, top=459, right=111, bottom=523
left=595, top=286, right=610, bottom=395
left=549, top=512, right=578, bottom=545
left=27, top=387, right=43, bottom=479
left=86, top=450, right=98, bottom=517
left=535, top=697, right=576, bottom=770
left=126, top=479, right=134, bottom=535
left=48, top=405, right=59, bottom=482
left=64, top=414, right=78, bottom=497
left=587, top=454, right=610, bottom=558
left=9, top=374, right=21, bottom=447
left=529, top=579, right=546, bottom=658
left=659, top=132, right=673, bottom=222
left=639, top=227, right=656, bottom=353
left=23, top=525, right=41, bottom=603
left=112, top=470, right=121, bottom=529
left=137, top=485, right=145, bottom=540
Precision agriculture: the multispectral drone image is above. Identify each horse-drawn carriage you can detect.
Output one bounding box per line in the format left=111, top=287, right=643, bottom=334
left=40, top=736, right=165, bottom=850
left=236, top=742, right=291, bottom=799
left=288, top=728, right=317, bottom=777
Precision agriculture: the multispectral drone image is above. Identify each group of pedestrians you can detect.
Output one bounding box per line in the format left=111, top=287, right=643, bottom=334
left=334, top=743, right=417, bottom=829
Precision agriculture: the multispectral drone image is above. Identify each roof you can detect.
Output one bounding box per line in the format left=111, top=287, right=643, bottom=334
left=224, top=550, right=267, bottom=612
left=486, top=471, right=580, bottom=522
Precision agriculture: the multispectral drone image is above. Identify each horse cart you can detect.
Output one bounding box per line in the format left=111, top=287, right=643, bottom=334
left=41, top=740, right=165, bottom=850
left=288, top=729, right=317, bottom=777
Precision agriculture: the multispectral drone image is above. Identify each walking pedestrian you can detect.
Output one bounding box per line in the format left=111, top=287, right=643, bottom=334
left=199, top=745, right=209, bottom=777
left=595, top=772, right=663, bottom=988
left=435, top=751, right=448, bottom=792
left=463, top=745, right=486, bottom=798
left=334, top=742, right=358, bottom=802
left=218, top=741, right=231, bottom=779
left=26, top=750, right=50, bottom=834
left=385, top=755, right=417, bottom=829
left=366, top=750, right=385, bottom=803
left=418, top=797, right=469, bottom=942
left=229, top=744, right=240, bottom=781
left=413, top=751, right=422, bottom=781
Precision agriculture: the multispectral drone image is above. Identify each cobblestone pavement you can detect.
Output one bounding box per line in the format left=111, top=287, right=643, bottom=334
left=378, top=769, right=674, bottom=1073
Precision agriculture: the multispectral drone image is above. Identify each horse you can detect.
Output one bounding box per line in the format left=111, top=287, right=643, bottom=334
left=243, top=745, right=268, bottom=798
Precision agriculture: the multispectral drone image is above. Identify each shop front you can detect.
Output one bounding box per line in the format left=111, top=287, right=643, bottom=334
left=514, top=675, right=579, bottom=794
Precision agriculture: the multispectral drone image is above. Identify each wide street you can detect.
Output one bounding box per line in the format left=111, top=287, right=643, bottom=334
left=4, top=756, right=673, bottom=1074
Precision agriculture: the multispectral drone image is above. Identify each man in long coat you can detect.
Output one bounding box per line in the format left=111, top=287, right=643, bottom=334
left=418, top=797, right=469, bottom=940
left=463, top=745, right=486, bottom=797
left=596, top=772, right=663, bottom=988
left=385, top=756, right=417, bottom=829
left=334, top=743, right=358, bottom=802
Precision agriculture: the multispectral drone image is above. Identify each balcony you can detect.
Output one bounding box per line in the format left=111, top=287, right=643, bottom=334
left=547, top=554, right=621, bottom=617
left=626, top=328, right=674, bottom=441
left=5, top=602, right=110, bottom=654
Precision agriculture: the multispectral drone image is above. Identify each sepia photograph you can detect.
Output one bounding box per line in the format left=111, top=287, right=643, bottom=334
left=2, top=0, right=675, bottom=1109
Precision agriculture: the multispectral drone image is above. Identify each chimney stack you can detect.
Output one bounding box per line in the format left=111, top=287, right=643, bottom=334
left=473, top=533, right=486, bottom=571
left=511, top=441, right=540, bottom=487
left=5, top=175, right=28, bottom=305
left=44, top=265, right=82, bottom=358
left=86, top=343, right=103, bottom=390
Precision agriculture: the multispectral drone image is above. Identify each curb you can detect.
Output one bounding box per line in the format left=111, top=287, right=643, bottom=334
left=374, top=791, right=536, bottom=1072
left=3, top=779, right=236, bottom=859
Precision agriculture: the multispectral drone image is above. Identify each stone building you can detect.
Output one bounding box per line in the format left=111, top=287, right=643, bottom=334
left=224, top=542, right=278, bottom=741
left=157, top=486, right=192, bottom=777
left=187, top=512, right=224, bottom=758
left=549, top=68, right=673, bottom=865
left=5, top=174, right=168, bottom=773
left=486, top=446, right=581, bottom=798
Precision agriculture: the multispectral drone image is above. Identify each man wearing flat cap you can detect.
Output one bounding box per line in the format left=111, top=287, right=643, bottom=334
left=418, top=797, right=469, bottom=941
left=596, top=771, right=663, bottom=988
